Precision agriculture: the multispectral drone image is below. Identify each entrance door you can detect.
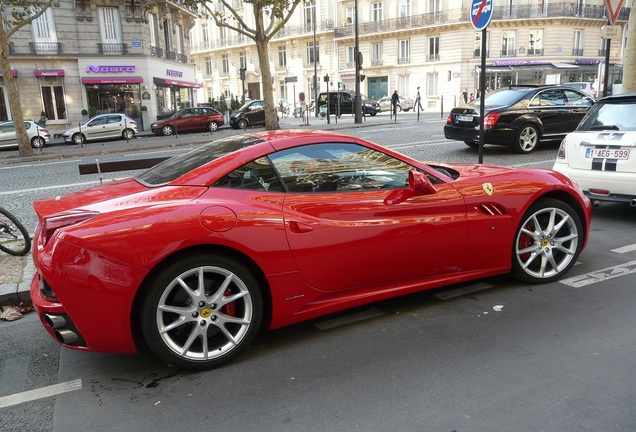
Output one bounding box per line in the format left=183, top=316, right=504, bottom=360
left=367, top=76, right=388, bottom=101
left=247, top=82, right=260, bottom=100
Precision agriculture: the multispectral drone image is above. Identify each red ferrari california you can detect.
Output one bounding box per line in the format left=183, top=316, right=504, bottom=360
left=31, top=130, right=591, bottom=369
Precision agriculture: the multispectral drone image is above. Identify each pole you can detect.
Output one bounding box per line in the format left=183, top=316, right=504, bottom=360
left=603, top=36, right=611, bottom=97
left=313, top=0, right=318, bottom=118
left=354, top=0, right=362, bottom=123
left=478, top=27, right=486, bottom=164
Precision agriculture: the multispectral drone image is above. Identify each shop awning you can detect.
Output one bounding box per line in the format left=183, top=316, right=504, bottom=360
left=82, top=76, right=144, bottom=84
left=35, top=69, right=65, bottom=77
left=0, top=70, right=18, bottom=77
left=153, top=77, right=202, bottom=88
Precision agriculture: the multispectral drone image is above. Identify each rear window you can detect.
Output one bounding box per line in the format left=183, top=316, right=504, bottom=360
left=577, top=100, right=636, bottom=131
left=136, top=135, right=265, bottom=186
left=470, top=88, right=530, bottom=107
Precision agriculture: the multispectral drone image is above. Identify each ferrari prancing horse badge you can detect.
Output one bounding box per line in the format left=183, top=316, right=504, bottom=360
left=482, top=182, right=493, bottom=196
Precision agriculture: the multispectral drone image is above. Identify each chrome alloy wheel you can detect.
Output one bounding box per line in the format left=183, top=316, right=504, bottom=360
left=514, top=204, right=579, bottom=281
left=155, top=265, right=254, bottom=362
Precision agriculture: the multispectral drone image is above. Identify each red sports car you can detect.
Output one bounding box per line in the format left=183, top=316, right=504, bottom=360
left=31, top=130, right=591, bottom=369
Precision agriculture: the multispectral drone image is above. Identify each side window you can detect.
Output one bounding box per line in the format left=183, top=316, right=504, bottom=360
left=90, top=117, right=107, bottom=126
left=108, top=115, right=123, bottom=123
left=213, top=156, right=284, bottom=192
left=269, top=143, right=414, bottom=193
left=537, top=90, right=565, bottom=106
left=563, top=89, right=593, bottom=107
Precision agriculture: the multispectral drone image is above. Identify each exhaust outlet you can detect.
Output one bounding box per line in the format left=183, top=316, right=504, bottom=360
left=55, top=330, right=79, bottom=345
left=630, top=199, right=636, bottom=207
left=44, top=314, right=66, bottom=329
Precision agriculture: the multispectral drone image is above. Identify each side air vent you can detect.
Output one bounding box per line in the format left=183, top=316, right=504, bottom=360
left=474, top=203, right=508, bottom=216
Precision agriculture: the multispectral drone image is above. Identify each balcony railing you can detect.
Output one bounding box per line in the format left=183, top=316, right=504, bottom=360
left=501, top=49, right=517, bottom=57
left=527, top=48, right=544, bottom=56
left=398, top=57, right=410, bottom=64
left=166, top=50, right=188, bottom=63
left=572, top=48, right=584, bottom=56
left=371, top=59, right=383, bottom=66
left=29, top=42, right=63, bottom=54
left=98, top=43, right=128, bottom=55
left=598, top=49, right=607, bottom=56
left=474, top=50, right=490, bottom=58
left=151, top=46, right=163, bottom=57
left=428, top=54, right=440, bottom=61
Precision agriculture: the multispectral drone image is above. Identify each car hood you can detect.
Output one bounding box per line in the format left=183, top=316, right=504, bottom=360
left=33, top=178, right=207, bottom=219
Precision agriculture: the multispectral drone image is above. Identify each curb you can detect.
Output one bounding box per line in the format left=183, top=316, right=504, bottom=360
left=0, top=253, right=35, bottom=306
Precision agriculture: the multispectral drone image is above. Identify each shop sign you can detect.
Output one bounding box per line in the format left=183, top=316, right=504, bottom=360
left=142, top=91, right=151, bottom=100
left=87, top=65, right=136, bottom=73
left=166, top=69, right=183, bottom=78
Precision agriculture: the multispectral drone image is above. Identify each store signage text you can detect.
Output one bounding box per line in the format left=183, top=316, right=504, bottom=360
left=166, top=69, right=183, bottom=78
left=87, top=65, right=136, bottom=73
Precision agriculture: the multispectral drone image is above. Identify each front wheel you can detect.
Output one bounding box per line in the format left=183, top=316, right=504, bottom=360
left=208, top=121, right=219, bottom=132
left=514, top=124, right=540, bottom=153
left=141, top=254, right=263, bottom=369
left=161, top=125, right=174, bottom=136
left=122, top=128, right=135, bottom=140
left=0, top=207, right=31, bottom=256
left=238, top=119, right=247, bottom=129
left=511, top=198, right=582, bottom=284
left=72, top=133, right=86, bottom=145
left=31, top=136, right=46, bottom=149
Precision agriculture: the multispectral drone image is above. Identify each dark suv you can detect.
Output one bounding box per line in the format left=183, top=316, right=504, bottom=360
left=444, top=85, right=594, bottom=153
left=318, top=91, right=381, bottom=116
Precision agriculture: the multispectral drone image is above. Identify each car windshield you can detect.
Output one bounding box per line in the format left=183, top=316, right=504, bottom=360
left=578, top=100, right=636, bottom=131
left=470, top=88, right=528, bottom=107
left=136, top=135, right=265, bottom=186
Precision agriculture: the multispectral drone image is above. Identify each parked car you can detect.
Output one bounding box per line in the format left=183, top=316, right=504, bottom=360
left=63, top=114, right=138, bottom=145
left=151, top=107, right=224, bottom=136
left=31, top=129, right=590, bottom=370
left=378, top=95, right=414, bottom=112
left=444, top=85, right=595, bottom=153
left=553, top=92, right=636, bottom=206
left=317, top=91, right=381, bottom=116
left=0, top=120, right=51, bottom=150
left=562, top=82, right=597, bottom=97
left=229, top=100, right=267, bottom=129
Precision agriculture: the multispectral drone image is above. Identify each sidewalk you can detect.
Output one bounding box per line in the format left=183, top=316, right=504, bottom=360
left=0, top=111, right=443, bottom=305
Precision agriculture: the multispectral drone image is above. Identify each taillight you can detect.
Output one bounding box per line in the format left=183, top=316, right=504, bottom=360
left=40, top=212, right=98, bottom=246
left=483, top=112, right=500, bottom=128
left=446, top=114, right=452, bottom=124
left=557, top=140, right=566, bottom=159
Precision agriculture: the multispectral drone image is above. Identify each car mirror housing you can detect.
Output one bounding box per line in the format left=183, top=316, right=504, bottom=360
left=384, top=171, right=437, bottom=205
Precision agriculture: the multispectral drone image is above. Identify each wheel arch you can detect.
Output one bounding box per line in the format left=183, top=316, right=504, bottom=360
left=130, top=243, right=273, bottom=353
left=511, top=115, right=544, bottom=137
left=536, top=190, right=590, bottom=243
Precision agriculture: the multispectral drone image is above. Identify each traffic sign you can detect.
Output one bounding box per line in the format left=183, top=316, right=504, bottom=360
left=470, top=0, right=493, bottom=31
left=605, top=0, right=625, bottom=25
left=601, top=25, right=621, bottom=39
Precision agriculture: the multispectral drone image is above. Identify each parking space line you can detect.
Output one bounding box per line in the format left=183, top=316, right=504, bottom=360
left=611, top=243, right=636, bottom=254
left=0, top=379, right=82, bottom=408
left=559, top=260, right=636, bottom=288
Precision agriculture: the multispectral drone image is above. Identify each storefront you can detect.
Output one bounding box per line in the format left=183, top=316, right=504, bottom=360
left=0, top=70, right=18, bottom=122
left=77, top=58, right=199, bottom=126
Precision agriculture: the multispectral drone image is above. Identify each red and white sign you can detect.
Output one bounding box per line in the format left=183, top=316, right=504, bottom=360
left=605, top=0, right=625, bottom=25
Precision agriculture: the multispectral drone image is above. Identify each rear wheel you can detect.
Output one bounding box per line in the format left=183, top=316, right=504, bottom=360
left=514, top=124, right=540, bottom=153
left=161, top=125, right=174, bottom=136
left=31, top=136, right=46, bottom=149
left=72, top=133, right=86, bottom=145
left=141, top=254, right=263, bottom=369
left=511, top=198, right=582, bottom=284
left=208, top=121, right=219, bottom=132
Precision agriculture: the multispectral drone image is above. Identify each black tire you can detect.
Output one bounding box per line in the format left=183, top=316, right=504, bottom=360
left=208, top=121, right=219, bottom=132
left=31, top=136, right=46, bottom=149
left=122, top=128, right=135, bottom=140
left=511, top=198, right=582, bottom=284
left=370, top=112, right=377, bottom=116
left=238, top=119, right=247, bottom=129
left=161, top=125, right=174, bottom=136
left=72, top=133, right=86, bottom=145
left=141, top=254, right=263, bottom=369
left=464, top=141, right=479, bottom=148
left=514, top=124, right=540, bottom=153
left=0, top=207, right=31, bottom=256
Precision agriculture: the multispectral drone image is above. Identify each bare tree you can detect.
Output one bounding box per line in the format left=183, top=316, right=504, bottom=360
left=0, top=0, right=53, bottom=157
left=188, top=0, right=303, bottom=130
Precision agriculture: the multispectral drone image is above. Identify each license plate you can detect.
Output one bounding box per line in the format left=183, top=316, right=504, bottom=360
left=585, top=148, right=630, bottom=159
left=456, top=115, right=472, bottom=122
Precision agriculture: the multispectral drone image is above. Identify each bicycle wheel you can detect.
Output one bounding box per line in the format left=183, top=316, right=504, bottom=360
left=0, top=207, right=31, bottom=256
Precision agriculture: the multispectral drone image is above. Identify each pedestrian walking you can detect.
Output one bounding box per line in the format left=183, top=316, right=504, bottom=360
left=391, top=89, right=400, bottom=121
left=415, top=87, right=424, bottom=121
left=462, top=88, right=469, bottom=104
left=37, top=111, right=47, bottom=127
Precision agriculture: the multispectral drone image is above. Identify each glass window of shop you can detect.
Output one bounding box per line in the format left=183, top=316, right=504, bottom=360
left=40, top=77, right=67, bottom=121
left=0, top=86, right=8, bottom=121
left=85, top=84, right=142, bottom=118
left=155, top=85, right=193, bottom=119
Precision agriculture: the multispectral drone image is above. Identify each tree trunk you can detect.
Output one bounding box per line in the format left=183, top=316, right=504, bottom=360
left=252, top=3, right=280, bottom=131
left=623, top=12, right=636, bottom=93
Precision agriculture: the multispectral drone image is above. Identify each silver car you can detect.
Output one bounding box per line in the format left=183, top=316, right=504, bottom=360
left=63, top=113, right=138, bottom=145
left=0, top=120, right=51, bottom=150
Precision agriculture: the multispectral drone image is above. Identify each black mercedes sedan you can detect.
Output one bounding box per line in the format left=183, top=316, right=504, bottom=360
left=444, top=85, right=595, bottom=153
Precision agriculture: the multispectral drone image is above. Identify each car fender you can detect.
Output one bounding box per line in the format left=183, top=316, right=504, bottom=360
left=510, top=114, right=544, bottom=135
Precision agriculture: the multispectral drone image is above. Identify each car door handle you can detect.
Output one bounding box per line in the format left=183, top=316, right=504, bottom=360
left=289, top=221, right=313, bottom=233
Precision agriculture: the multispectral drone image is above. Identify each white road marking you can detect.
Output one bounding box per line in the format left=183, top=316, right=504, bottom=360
left=0, top=181, right=103, bottom=196
left=559, top=260, right=636, bottom=288
left=611, top=243, right=636, bottom=254
left=435, top=282, right=494, bottom=300
left=0, top=159, right=82, bottom=170
left=0, top=379, right=82, bottom=408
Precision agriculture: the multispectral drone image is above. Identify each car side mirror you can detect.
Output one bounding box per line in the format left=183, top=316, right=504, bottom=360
left=384, top=171, right=437, bottom=205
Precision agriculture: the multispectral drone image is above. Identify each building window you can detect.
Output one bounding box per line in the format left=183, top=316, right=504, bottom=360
left=428, top=36, right=439, bottom=61
left=474, top=31, right=489, bottom=57
left=501, top=30, right=516, bottom=57
left=149, top=14, right=158, bottom=47
left=345, top=6, right=354, bottom=24
left=222, top=54, right=229, bottom=75
left=304, top=1, right=315, bottom=30
left=239, top=51, right=247, bottom=69
left=201, top=22, right=209, bottom=46
left=428, top=0, right=441, bottom=13
left=573, top=30, right=584, bottom=55
left=372, top=2, right=383, bottom=21
left=347, top=46, right=355, bottom=66
left=372, top=43, right=383, bottom=66
left=398, top=39, right=410, bottom=64
left=528, top=29, right=543, bottom=56
left=205, top=56, right=213, bottom=76
left=427, top=73, right=438, bottom=96
left=32, top=8, right=57, bottom=53
left=307, top=41, right=319, bottom=64
left=75, top=0, right=90, bottom=15
left=41, top=80, right=67, bottom=121
left=219, top=26, right=226, bottom=43
left=399, top=0, right=411, bottom=17
left=278, top=46, right=287, bottom=67
left=98, top=7, right=122, bottom=44
left=175, top=24, right=183, bottom=55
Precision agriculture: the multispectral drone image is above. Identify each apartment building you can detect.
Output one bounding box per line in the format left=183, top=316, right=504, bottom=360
left=189, top=0, right=630, bottom=111
left=5, top=0, right=199, bottom=133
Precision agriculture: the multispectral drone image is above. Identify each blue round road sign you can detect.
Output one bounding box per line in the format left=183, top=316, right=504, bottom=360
left=470, top=0, right=493, bottom=31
